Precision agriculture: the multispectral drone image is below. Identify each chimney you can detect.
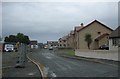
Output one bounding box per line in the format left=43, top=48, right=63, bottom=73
left=81, top=23, right=84, bottom=26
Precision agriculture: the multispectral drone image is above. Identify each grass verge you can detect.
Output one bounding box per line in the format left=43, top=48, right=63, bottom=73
left=67, top=52, right=75, bottom=55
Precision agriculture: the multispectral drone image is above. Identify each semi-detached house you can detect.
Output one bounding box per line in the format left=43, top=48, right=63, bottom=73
left=76, top=20, right=113, bottom=50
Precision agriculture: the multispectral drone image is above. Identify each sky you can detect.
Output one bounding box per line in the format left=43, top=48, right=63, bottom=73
left=1, top=0, right=119, bottom=43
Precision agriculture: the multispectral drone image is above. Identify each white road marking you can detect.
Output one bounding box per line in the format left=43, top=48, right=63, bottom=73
left=46, top=56, right=52, bottom=59
left=51, top=72, right=57, bottom=77
left=28, top=72, right=35, bottom=76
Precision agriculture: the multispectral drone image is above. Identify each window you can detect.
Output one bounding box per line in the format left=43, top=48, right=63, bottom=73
left=64, top=44, right=66, bottom=47
left=98, top=32, right=101, bottom=34
left=112, top=38, right=120, bottom=46
left=63, top=40, right=66, bottom=42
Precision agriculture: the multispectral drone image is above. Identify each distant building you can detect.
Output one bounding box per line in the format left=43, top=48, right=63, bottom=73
left=47, top=41, right=58, bottom=48
left=109, top=26, right=120, bottom=50
left=58, top=36, right=68, bottom=48
left=38, top=43, right=44, bottom=48
left=66, top=30, right=75, bottom=49
left=30, top=40, right=38, bottom=49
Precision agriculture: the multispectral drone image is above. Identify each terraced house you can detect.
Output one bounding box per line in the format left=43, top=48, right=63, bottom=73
left=76, top=20, right=113, bottom=50
left=66, top=30, right=75, bottom=49
left=59, top=20, right=113, bottom=50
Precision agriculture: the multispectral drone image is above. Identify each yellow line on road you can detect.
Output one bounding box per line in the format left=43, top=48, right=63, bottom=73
left=27, top=54, right=48, bottom=79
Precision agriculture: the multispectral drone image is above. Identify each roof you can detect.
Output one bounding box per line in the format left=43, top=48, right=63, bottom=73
left=60, top=35, right=68, bottom=41
left=109, top=26, right=120, bottom=38
left=70, top=30, right=74, bottom=35
left=95, top=33, right=109, bottom=41
left=47, top=41, right=58, bottom=43
left=77, top=20, right=113, bottom=32
left=74, top=26, right=84, bottom=32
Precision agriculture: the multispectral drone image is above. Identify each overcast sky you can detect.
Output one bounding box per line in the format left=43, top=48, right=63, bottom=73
left=1, top=1, right=119, bottom=43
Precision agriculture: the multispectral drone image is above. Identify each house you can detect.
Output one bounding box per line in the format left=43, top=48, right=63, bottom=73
left=47, top=41, right=58, bottom=48
left=30, top=40, right=38, bottom=49
left=74, top=23, right=84, bottom=49
left=109, top=26, right=120, bottom=51
left=76, top=20, right=113, bottom=50
left=66, top=30, right=75, bottom=49
left=58, top=36, right=68, bottom=48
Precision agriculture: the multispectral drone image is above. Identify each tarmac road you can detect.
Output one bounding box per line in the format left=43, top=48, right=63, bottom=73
left=28, top=49, right=118, bottom=78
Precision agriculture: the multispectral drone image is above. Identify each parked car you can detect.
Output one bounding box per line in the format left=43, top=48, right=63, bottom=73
left=49, top=47, right=53, bottom=50
left=99, top=44, right=109, bottom=50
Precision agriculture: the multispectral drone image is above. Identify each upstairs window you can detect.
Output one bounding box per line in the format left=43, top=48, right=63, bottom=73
left=98, top=32, right=101, bottom=34
left=63, top=40, right=66, bottom=42
left=64, top=44, right=66, bottom=47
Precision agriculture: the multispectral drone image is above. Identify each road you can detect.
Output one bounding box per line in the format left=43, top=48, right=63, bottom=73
left=28, top=49, right=118, bottom=78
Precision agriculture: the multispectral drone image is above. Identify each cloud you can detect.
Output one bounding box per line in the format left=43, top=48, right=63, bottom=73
left=2, top=2, right=118, bottom=42
left=2, top=0, right=120, bottom=2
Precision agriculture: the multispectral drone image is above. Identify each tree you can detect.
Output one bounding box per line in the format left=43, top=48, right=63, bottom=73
left=16, top=33, right=25, bottom=43
left=84, top=33, right=92, bottom=49
left=16, top=33, right=30, bottom=45
left=4, top=36, right=9, bottom=42
left=9, top=35, right=17, bottom=43
left=24, top=36, right=30, bottom=45
left=4, top=33, right=30, bottom=45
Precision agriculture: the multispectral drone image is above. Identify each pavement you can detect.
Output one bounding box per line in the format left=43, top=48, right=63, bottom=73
left=55, top=48, right=119, bottom=67
left=28, top=48, right=118, bottom=78
left=2, top=51, right=42, bottom=79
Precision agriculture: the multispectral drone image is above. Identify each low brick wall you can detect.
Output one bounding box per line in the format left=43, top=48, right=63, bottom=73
left=75, top=49, right=119, bottom=61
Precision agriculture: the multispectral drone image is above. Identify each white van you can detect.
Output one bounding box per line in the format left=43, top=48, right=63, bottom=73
left=4, top=44, right=14, bottom=52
